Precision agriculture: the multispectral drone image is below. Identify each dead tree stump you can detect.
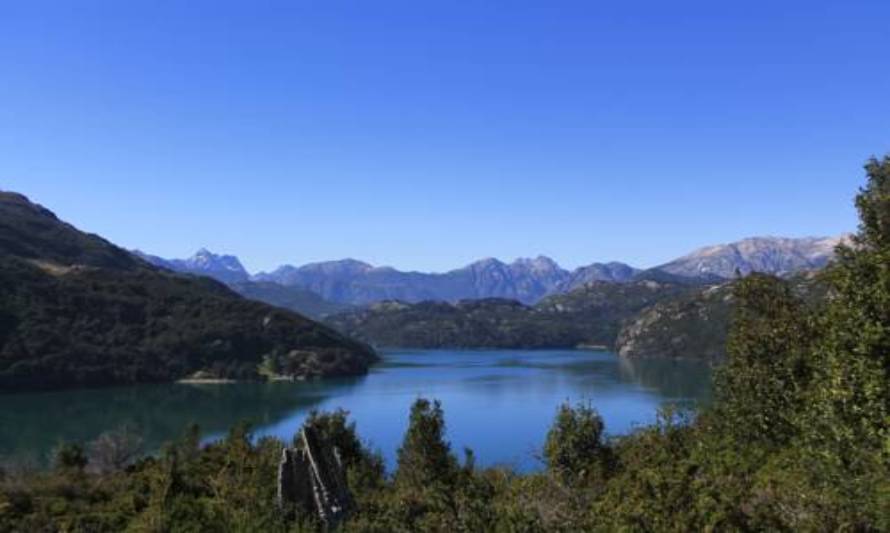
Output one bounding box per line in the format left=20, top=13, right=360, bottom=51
left=277, top=427, right=352, bottom=529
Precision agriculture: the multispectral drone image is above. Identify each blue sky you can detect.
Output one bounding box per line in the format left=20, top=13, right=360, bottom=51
left=1, top=1, right=888, bottom=273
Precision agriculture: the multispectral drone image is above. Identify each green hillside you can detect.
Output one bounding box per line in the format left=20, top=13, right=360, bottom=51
left=326, top=280, right=690, bottom=349
left=0, top=192, right=376, bottom=391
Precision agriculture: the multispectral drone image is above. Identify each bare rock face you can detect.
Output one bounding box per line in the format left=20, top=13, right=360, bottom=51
left=255, top=256, right=639, bottom=305
left=278, top=427, right=352, bottom=528
left=134, top=248, right=250, bottom=284
left=615, top=283, right=734, bottom=360
left=655, top=235, right=849, bottom=279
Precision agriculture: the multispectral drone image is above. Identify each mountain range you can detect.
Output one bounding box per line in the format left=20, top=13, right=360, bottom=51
left=139, top=235, right=846, bottom=308
left=251, top=255, right=632, bottom=305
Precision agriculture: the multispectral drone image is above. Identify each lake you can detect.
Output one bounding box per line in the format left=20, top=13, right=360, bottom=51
left=0, top=349, right=711, bottom=471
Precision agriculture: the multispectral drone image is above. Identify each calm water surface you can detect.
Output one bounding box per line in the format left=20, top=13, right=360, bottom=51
left=0, top=350, right=711, bottom=471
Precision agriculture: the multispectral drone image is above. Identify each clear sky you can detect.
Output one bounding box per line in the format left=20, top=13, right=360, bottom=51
left=1, top=1, right=888, bottom=273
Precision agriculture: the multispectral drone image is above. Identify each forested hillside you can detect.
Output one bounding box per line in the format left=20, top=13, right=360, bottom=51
left=0, top=192, right=376, bottom=391
left=326, top=280, right=690, bottom=350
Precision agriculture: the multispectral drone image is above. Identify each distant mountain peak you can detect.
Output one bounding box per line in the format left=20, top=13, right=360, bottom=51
left=656, top=234, right=847, bottom=279
left=185, top=248, right=246, bottom=273
left=137, top=232, right=849, bottom=307
left=137, top=248, right=249, bottom=284
left=296, top=258, right=375, bottom=274
left=467, top=257, right=506, bottom=268
left=511, top=255, right=562, bottom=272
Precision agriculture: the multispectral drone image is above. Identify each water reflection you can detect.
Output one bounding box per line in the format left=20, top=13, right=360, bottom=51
left=617, top=356, right=713, bottom=400
left=0, top=376, right=366, bottom=463
left=0, top=350, right=711, bottom=471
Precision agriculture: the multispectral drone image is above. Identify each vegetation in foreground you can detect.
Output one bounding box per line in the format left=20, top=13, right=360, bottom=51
left=1, top=157, right=888, bottom=531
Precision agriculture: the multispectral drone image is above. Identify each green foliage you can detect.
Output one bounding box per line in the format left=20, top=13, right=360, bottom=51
left=543, top=402, right=612, bottom=486
left=781, top=155, right=890, bottom=529
left=592, top=408, right=703, bottom=530
left=713, top=273, right=813, bottom=446
left=394, top=398, right=459, bottom=495
left=51, top=443, right=87, bottom=472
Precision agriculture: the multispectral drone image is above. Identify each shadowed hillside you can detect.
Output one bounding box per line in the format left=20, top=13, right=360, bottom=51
left=0, top=192, right=377, bottom=391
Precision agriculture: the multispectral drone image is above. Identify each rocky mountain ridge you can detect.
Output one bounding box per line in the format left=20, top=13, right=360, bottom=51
left=252, top=255, right=638, bottom=304
left=134, top=248, right=250, bottom=284
left=655, top=235, right=849, bottom=279
left=142, top=234, right=845, bottom=308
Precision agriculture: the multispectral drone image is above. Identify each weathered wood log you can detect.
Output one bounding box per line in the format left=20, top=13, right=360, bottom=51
left=277, top=427, right=352, bottom=528
left=277, top=446, right=313, bottom=519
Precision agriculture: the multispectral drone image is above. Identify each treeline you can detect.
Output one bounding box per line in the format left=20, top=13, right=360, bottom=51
left=1, top=157, right=888, bottom=530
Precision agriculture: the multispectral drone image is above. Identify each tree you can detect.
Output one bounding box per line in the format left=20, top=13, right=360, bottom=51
left=394, top=398, right=458, bottom=493
left=543, top=401, right=612, bottom=485
left=712, top=273, right=813, bottom=447
left=808, top=155, right=890, bottom=454
left=389, top=398, right=461, bottom=529
left=783, top=156, right=890, bottom=529
left=51, top=442, right=88, bottom=472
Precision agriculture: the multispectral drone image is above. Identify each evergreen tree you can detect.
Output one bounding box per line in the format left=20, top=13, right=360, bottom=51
left=394, top=398, right=459, bottom=493
left=543, top=401, right=612, bottom=485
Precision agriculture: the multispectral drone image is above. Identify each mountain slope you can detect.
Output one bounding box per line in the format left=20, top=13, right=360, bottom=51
left=0, top=192, right=144, bottom=270
left=325, top=280, right=689, bottom=349
left=656, top=235, right=846, bottom=279
left=615, top=272, right=828, bottom=359
left=229, top=281, right=350, bottom=320
left=615, top=283, right=734, bottom=360
left=556, top=262, right=639, bottom=292
left=0, top=192, right=376, bottom=391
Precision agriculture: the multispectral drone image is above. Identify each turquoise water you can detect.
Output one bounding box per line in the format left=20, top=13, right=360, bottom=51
left=0, top=350, right=711, bottom=471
